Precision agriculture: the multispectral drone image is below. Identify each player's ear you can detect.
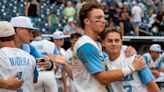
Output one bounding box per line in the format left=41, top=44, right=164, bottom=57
left=15, top=28, right=21, bottom=33
left=84, top=18, right=90, bottom=26
left=101, top=40, right=105, bottom=47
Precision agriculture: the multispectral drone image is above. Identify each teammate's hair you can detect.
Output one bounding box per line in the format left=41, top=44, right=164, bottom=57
left=79, top=2, right=102, bottom=29
left=70, top=33, right=82, bottom=39
left=100, top=27, right=122, bottom=41
left=0, top=35, right=15, bottom=42
left=32, top=31, right=42, bottom=38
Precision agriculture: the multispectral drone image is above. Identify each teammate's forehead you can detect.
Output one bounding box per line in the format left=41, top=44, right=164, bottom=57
left=89, top=9, right=105, bottom=17
left=106, top=32, right=121, bottom=39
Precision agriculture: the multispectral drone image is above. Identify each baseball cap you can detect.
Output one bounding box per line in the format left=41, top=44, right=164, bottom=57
left=10, top=16, right=39, bottom=30
left=53, top=31, right=70, bottom=39
left=150, top=44, right=163, bottom=52
left=0, top=21, right=15, bottom=37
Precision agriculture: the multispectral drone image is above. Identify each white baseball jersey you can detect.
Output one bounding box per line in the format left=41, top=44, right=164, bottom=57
left=0, top=47, right=36, bottom=92
left=65, top=48, right=79, bottom=92
left=30, top=39, right=58, bottom=92
left=143, top=53, right=164, bottom=81
left=65, top=48, right=73, bottom=66
left=143, top=53, right=163, bottom=69
left=106, top=50, right=154, bottom=92
left=73, top=35, right=107, bottom=92
left=30, top=39, right=59, bottom=56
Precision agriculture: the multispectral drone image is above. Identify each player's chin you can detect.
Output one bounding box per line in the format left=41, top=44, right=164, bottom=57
left=110, top=49, right=119, bottom=53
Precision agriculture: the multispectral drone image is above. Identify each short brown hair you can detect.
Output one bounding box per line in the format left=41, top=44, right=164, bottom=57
left=100, top=28, right=122, bottom=41
left=32, top=31, right=42, bottom=38
left=79, top=2, right=102, bottom=29
left=0, top=35, right=15, bottom=42
left=70, top=33, right=82, bottom=39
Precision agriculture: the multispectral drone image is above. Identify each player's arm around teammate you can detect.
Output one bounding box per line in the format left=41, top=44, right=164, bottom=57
left=48, top=42, right=138, bottom=82
left=0, top=73, right=23, bottom=90
left=93, top=56, right=145, bottom=85
left=101, top=28, right=160, bottom=92
left=146, top=80, right=160, bottom=92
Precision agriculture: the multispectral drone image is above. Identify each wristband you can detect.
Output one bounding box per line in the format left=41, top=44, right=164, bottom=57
left=46, top=60, right=54, bottom=71
left=129, top=65, right=135, bottom=72
left=121, top=66, right=133, bottom=77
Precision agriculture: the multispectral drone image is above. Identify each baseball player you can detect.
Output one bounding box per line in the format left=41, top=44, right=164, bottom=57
left=100, top=28, right=160, bottom=92
left=9, top=16, right=54, bottom=72
left=143, top=44, right=164, bottom=81
left=0, top=21, right=38, bottom=92
left=65, top=32, right=82, bottom=92
left=71, top=2, right=146, bottom=92
left=30, top=30, right=58, bottom=92
left=52, top=31, right=70, bottom=92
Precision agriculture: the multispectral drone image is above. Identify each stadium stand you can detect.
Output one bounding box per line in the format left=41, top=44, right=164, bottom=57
left=0, top=0, right=164, bottom=36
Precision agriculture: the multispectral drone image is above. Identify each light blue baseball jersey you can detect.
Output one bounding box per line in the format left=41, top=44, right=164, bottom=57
left=105, top=50, right=154, bottom=92
left=0, top=47, right=37, bottom=92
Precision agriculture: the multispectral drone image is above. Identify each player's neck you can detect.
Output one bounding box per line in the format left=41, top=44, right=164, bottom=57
left=108, top=52, right=120, bottom=61
left=14, top=36, right=23, bottom=48
left=0, top=41, right=16, bottom=48
left=34, top=36, right=42, bottom=40
left=56, top=46, right=61, bottom=51
left=151, top=56, right=157, bottom=61
left=84, top=28, right=98, bottom=41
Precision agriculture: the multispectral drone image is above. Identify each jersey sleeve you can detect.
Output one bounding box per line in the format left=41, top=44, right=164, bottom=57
left=29, top=45, right=42, bottom=58
left=77, top=43, right=105, bottom=74
left=103, top=51, right=108, bottom=59
left=143, top=55, right=149, bottom=65
left=138, top=67, right=154, bottom=85
left=53, top=46, right=59, bottom=55
left=157, top=58, right=164, bottom=69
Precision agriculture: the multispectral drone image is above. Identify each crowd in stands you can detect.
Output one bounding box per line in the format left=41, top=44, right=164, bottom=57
left=0, top=0, right=164, bottom=36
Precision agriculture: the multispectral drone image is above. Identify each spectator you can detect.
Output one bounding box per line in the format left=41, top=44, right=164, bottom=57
left=107, top=0, right=118, bottom=20
left=158, top=0, right=164, bottom=13
left=153, top=13, right=164, bottom=35
left=131, top=1, right=143, bottom=36
left=25, top=0, right=40, bottom=23
left=63, top=1, right=76, bottom=19
left=63, top=18, right=81, bottom=35
left=119, top=1, right=132, bottom=35
left=47, top=11, right=59, bottom=32
left=75, top=0, right=87, bottom=20
left=158, top=14, right=164, bottom=35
